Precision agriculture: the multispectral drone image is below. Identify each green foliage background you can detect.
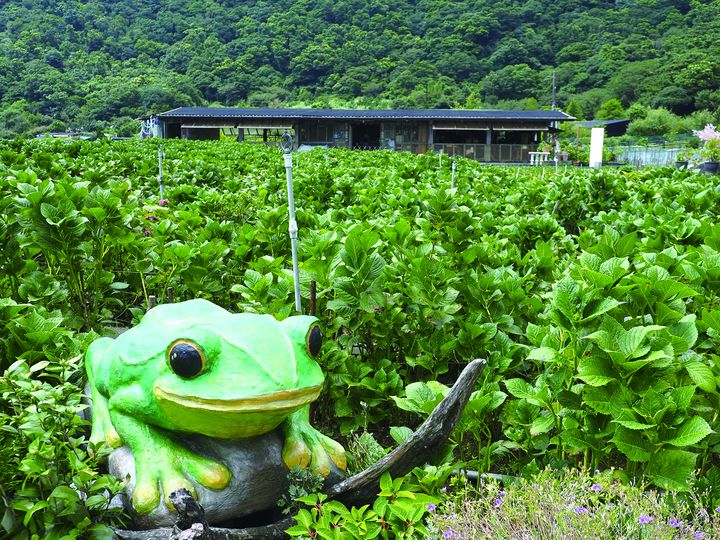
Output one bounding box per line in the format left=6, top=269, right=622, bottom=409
left=5, top=139, right=720, bottom=535
left=1, top=0, right=719, bottom=136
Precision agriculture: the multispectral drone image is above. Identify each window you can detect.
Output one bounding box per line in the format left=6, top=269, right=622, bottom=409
left=242, top=128, right=289, bottom=144
left=299, top=122, right=349, bottom=147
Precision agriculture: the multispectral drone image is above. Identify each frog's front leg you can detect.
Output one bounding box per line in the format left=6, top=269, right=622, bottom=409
left=281, top=406, right=346, bottom=476
left=108, top=390, right=231, bottom=514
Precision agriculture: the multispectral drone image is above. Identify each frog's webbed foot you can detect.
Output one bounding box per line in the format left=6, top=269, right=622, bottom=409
left=282, top=407, right=346, bottom=476
left=133, top=451, right=231, bottom=514
left=111, top=413, right=231, bottom=514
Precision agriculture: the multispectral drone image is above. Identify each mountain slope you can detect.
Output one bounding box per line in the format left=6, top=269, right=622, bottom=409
left=0, top=0, right=718, bottom=135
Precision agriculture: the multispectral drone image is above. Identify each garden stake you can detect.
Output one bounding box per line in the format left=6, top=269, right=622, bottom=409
left=281, top=133, right=302, bottom=313
left=158, top=145, right=165, bottom=200
left=167, top=287, right=174, bottom=304
left=451, top=158, right=456, bottom=189
left=310, top=280, right=317, bottom=316
left=148, top=295, right=157, bottom=311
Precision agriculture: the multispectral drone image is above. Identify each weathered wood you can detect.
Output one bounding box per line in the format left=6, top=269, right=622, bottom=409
left=113, top=519, right=293, bottom=540
left=168, top=488, right=210, bottom=539
left=326, top=358, right=486, bottom=507
left=111, top=358, right=486, bottom=540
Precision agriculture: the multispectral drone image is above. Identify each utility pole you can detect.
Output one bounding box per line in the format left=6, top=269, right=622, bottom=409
left=552, top=70, right=560, bottom=167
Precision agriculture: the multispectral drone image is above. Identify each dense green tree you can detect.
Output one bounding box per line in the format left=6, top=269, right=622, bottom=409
left=575, top=88, right=612, bottom=121
left=650, top=86, right=694, bottom=115
left=481, top=64, right=541, bottom=102
left=565, top=100, right=584, bottom=120
left=595, top=98, right=626, bottom=120
left=681, top=110, right=717, bottom=132
left=0, top=100, right=45, bottom=138
left=626, top=103, right=648, bottom=121
left=0, top=0, right=718, bottom=136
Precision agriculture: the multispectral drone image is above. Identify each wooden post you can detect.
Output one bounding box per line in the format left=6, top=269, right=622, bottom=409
left=148, top=295, right=157, bottom=311
left=310, top=281, right=317, bottom=316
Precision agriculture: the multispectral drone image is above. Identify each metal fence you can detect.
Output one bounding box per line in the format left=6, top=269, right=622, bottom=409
left=432, top=143, right=528, bottom=162
left=614, top=146, right=683, bottom=167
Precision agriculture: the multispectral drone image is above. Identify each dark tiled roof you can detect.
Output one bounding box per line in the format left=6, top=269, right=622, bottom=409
left=159, top=107, right=573, bottom=122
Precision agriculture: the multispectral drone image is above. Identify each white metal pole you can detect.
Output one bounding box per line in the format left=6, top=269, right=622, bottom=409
left=158, top=145, right=164, bottom=200
left=451, top=159, right=456, bottom=189
left=282, top=135, right=302, bottom=313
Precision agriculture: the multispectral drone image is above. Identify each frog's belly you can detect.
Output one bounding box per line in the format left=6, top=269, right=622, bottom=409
left=153, top=384, right=322, bottom=439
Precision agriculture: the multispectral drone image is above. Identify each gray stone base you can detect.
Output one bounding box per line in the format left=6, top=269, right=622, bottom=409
left=110, top=430, right=291, bottom=529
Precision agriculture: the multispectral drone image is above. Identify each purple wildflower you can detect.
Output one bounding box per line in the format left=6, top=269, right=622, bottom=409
left=693, top=124, right=720, bottom=142
left=499, top=489, right=506, bottom=498
left=427, top=503, right=436, bottom=512
left=638, top=515, right=653, bottom=525
left=441, top=486, right=447, bottom=493
left=715, top=506, right=720, bottom=513
left=493, top=498, right=502, bottom=508
left=443, top=529, right=455, bottom=539
left=669, top=518, right=680, bottom=528
left=594, top=469, right=601, bottom=475
left=158, top=199, right=170, bottom=206
left=590, top=484, right=602, bottom=492
left=142, top=227, right=152, bottom=237
left=574, top=506, right=589, bottom=515
left=693, top=532, right=704, bottom=539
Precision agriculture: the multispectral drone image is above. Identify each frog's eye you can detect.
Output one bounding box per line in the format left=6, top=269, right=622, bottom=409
left=167, top=340, right=206, bottom=378
left=306, top=324, right=323, bottom=357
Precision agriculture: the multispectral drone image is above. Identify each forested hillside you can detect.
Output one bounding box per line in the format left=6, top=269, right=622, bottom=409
left=0, top=0, right=719, bottom=136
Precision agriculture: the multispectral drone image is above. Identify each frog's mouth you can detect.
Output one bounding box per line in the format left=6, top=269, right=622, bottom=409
left=153, top=384, right=323, bottom=413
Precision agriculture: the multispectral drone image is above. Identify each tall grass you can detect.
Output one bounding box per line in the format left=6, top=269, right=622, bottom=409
left=428, top=469, right=720, bottom=539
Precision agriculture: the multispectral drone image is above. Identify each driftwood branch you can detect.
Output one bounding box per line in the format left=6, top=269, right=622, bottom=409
left=113, top=519, right=294, bottom=540
left=112, top=358, right=486, bottom=540
left=326, top=358, right=486, bottom=507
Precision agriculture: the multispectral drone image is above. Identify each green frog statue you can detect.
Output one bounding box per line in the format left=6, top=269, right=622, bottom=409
left=85, top=299, right=346, bottom=517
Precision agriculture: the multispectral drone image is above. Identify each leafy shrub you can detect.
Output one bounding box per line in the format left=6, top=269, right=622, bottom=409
left=0, top=357, right=125, bottom=539
left=286, top=472, right=439, bottom=540
left=277, top=467, right=325, bottom=516
left=345, top=431, right=388, bottom=475
left=5, top=139, right=720, bottom=521
left=627, top=108, right=681, bottom=136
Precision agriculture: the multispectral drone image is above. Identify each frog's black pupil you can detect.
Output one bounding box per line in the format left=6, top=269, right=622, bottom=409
left=308, top=325, right=322, bottom=356
left=169, top=343, right=203, bottom=378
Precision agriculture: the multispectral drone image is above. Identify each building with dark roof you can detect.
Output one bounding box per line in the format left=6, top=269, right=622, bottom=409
left=157, top=107, right=573, bottom=162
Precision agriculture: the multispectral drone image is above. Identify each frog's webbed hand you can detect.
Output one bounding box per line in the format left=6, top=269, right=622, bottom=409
left=281, top=406, right=346, bottom=476
left=110, top=411, right=231, bottom=514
